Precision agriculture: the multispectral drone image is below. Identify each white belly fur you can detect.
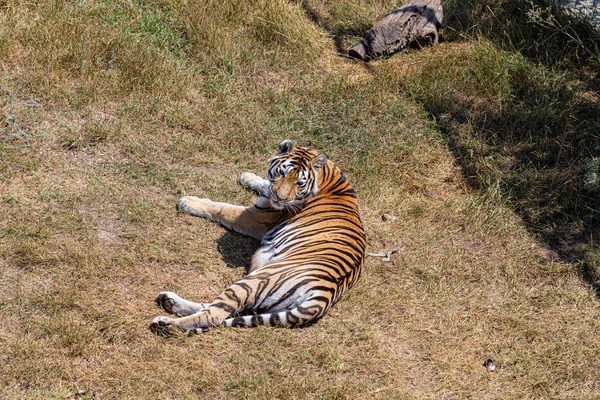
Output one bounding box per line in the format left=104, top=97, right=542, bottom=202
left=249, top=243, right=276, bottom=272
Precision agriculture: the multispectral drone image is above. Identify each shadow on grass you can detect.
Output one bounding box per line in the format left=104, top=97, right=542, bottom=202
left=297, top=0, right=357, bottom=55
left=443, top=0, right=600, bottom=85
left=216, top=231, right=260, bottom=272
left=436, top=0, right=600, bottom=293
left=436, top=95, right=600, bottom=292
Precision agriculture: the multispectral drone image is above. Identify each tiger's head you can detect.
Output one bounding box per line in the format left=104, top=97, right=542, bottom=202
left=267, top=140, right=328, bottom=212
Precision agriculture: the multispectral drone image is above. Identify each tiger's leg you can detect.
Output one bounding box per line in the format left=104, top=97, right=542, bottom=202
left=178, top=195, right=283, bottom=240
left=155, top=291, right=210, bottom=316
left=150, top=277, right=259, bottom=334
left=150, top=291, right=329, bottom=334
left=181, top=298, right=329, bottom=333
left=220, top=297, right=329, bottom=329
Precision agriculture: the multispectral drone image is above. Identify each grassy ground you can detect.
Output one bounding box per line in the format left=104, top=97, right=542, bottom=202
left=1, top=0, right=599, bottom=398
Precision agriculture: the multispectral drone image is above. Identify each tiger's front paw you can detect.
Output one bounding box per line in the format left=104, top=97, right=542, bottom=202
left=178, top=196, right=213, bottom=219
left=238, top=172, right=270, bottom=196
left=149, top=316, right=175, bottom=336
left=238, top=172, right=258, bottom=187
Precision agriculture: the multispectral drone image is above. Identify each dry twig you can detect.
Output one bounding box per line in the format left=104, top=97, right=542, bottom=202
left=366, top=247, right=405, bottom=262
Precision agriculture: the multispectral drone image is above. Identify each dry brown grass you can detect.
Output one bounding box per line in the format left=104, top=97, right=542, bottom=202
left=1, top=0, right=599, bottom=399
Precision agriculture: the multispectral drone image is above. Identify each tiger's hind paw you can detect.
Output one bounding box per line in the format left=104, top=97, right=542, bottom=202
left=149, top=316, right=175, bottom=336
left=155, top=291, right=208, bottom=316
left=155, top=292, right=177, bottom=314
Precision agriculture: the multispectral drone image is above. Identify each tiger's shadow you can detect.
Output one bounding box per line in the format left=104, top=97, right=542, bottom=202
left=215, top=231, right=261, bottom=273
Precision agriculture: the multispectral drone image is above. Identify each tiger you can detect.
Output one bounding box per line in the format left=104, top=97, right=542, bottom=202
left=150, top=140, right=366, bottom=334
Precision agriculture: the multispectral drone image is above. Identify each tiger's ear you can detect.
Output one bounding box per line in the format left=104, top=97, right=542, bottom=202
left=278, top=139, right=293, bottom=155
left=314, top=153, right=328, bottom=171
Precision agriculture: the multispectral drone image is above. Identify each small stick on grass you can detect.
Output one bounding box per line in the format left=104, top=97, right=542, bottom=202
left=366, top=247, right=405, bottom=262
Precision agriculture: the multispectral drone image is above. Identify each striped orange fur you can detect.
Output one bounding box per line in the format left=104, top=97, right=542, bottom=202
left=150, top=140, right=366, bottom=334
